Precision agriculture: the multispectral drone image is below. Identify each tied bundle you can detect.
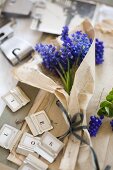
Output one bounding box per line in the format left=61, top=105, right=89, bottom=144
left=14, top=19, right=98, bottom=170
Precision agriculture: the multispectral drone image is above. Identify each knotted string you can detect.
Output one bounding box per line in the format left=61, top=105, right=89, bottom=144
left=56, top=100, right=111, bottom=170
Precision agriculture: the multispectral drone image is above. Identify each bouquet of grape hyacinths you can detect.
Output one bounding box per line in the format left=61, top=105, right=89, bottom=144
left=35, top=28, right=104, bottom=95
left=14, top=20, right=97, bottom=170
left=35, top=29, right=91, bottom=94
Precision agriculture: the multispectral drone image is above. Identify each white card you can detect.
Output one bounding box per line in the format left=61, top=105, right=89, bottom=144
left=32, top=112, right=52, bottom=131
left=5, top=94, right=20, bottom=110
left=0, top=124, right=21, bottom=150
left=2, top=86, right=30, bottom=112
left=16, top=132, right=40, bottom=156
left=42, top=133, right=62, bottom=153
left=25, top=111, right=53, bottom=136
left=34, top=132, right=64, bottom=163
left=0, top=126, right=13, bottom=148
left=42, top=132, right=64, bottom=154
left=22, top=135, right=38, bottom=149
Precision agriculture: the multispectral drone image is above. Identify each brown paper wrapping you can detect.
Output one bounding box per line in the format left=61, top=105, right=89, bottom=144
left=13, top=19, right=95, bottom=170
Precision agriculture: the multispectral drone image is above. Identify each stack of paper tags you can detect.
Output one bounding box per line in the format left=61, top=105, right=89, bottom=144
left=1, top=86, right=65, bottom=169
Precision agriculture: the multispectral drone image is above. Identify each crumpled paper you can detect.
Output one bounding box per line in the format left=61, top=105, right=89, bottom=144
left=14, top=19, right=95, bottom=170
left=95, top=19, right=113, bottom=48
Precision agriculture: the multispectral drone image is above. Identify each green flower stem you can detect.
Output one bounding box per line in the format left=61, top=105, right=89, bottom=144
left=55, top=60, right=73, bottom=95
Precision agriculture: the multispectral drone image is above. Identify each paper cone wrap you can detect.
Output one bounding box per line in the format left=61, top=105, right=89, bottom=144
left=14, top=19, right=95, bottom=170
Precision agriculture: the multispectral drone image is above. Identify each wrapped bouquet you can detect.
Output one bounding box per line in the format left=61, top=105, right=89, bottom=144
left=14, top=19, right=102, bottom=170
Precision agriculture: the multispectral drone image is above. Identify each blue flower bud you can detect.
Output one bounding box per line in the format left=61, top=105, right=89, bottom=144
left=88, top=115, right=104, bottom=137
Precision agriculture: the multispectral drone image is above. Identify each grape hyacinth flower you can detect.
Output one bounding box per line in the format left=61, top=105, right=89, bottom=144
left=110, top=120, right=113, bottom=131
left=35, top=26, right=92, bottom=94
left=88, top=115, right=104, bottom=137
left=35, top=26, right=105, bottom=94
left=95, top=38, right=104, bottom=65
left=35, top=44, right=60, bottom=72
left=61, top=25, right=69, bottom=41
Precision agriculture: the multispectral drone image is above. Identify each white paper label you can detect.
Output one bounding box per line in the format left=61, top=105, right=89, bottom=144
left=23, top=136, right=39, bottom=149
left=43, top=135, right=61, bottom=152
left=0, top=127, right=12, bottom=147
left=36, top=113, right=51, bottom=131
left=5, top=94, right=20, bottom=109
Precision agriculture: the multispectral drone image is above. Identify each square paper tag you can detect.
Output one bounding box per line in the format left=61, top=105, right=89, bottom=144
left=34, top=132, right=64, bottom=163
left=16, top=132, right=40, bottom=156
left=0, top=124, right=21, bottom=151
left=25, top=110, right=53, bottom=136
left=2, top=86, right=30, bottom=112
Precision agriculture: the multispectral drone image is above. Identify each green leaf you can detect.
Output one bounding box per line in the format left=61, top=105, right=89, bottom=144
left=57, top=62, right=66, bottom=80
left=105, top=107, right=110, bottom=116
left=107, top=105, right=113, bottom=117
left=56, top=66, right=72, bottom=94
left=106, top=94, right=113, bottom=102
left=55, top=68, right=67, bottom=88
left=100, top=101, right=111, bottom=108
left=65, top=59, right=73, bottom=94
left=109, top=89, right=113, bottom=95
left=98, top=105, right=113, bottom=118
left=98, top=89, right=113, bottom=118
left=66, top=60, right=71, bottom=92
left=97, top=107, right=107, bottom=117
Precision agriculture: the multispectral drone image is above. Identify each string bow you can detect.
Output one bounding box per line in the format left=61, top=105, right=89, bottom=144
left=56, top=100, right=111, bottom=170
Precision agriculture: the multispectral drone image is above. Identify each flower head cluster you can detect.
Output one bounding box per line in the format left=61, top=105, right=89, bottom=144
left=95, top=38, right=104, bottom=64
left=35, top=44, right=60, bottom=72
left=35, top=26, right=104, bottom=94
left=110, top=120, right=113, bottom=130
left=61, top=25, right=69, bottom=41
left=88, top=115, right=104, bottom=137
left=35, top=26, right=92, bottom=74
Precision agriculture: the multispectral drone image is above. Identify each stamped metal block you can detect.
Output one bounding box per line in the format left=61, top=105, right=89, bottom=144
left=25, top=110, right=53, bottom=136
left=16, top=132, right=40, bottom=156
left=0, top=25, right=14, bottom=44
left=18, top=154, right=48, bottom=170
left=0, top=36, right=33, bottom=65
left=2, top=86, right=30, bottom=112
left=34, top=132, right=64, bottom=163
left=0, top=124, right=22, bottom=151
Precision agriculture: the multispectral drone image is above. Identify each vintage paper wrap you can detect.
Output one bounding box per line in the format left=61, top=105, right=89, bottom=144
left=14, top=19, right=95, bottom=170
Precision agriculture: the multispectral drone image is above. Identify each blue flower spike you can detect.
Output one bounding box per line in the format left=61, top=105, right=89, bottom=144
left=88, top=115, right=104, bottom=137
left=61, top=26, right=69, bottom=41
left=95, top=38, right=104, bottom=65
left=35, top=26, right=104, bottom=94
left=35, top=28, right=92, bottom=74
left=110, top=120, right=113, bottom=131
left=35, top=27, right=92, bottom=94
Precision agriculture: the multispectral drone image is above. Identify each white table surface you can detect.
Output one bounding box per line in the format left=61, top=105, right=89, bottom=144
left=0, top=18, right=42, bottom=116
